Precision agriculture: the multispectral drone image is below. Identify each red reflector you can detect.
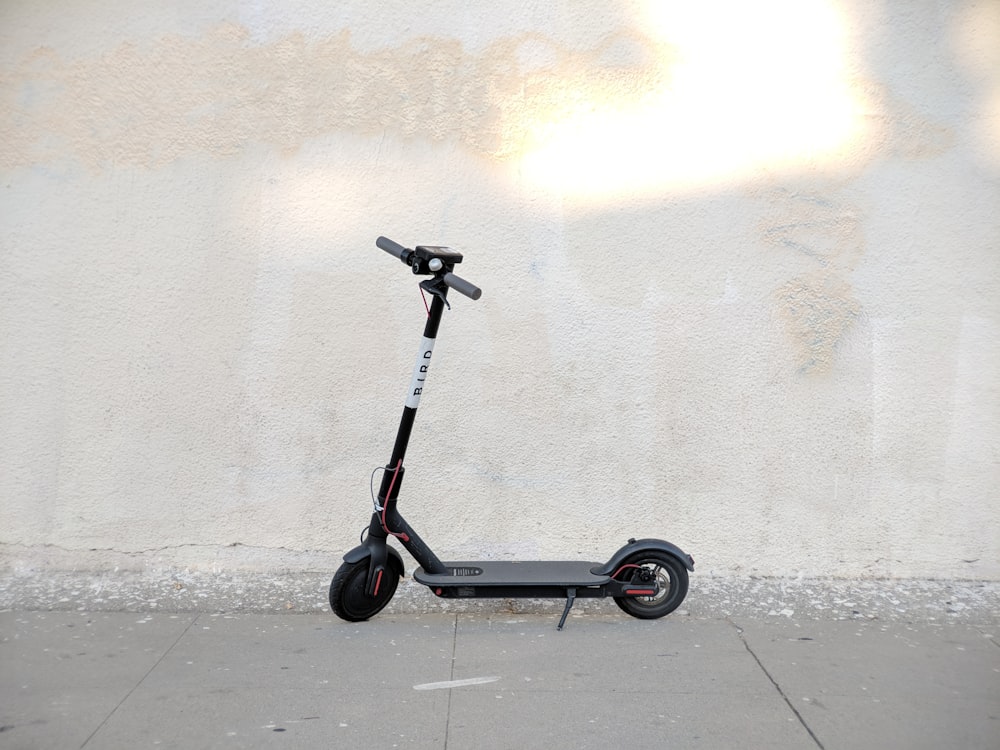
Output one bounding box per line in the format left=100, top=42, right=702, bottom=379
left=626, top=589, right=656, bottom=596
left=374, top=569, right=383, bottom=596
left=435, top=588, right=443, bottom=596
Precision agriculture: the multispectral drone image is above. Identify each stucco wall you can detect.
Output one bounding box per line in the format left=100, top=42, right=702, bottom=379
left=1, top=0, right=998, bottom=581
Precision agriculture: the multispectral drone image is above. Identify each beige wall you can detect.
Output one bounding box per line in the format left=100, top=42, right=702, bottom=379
left=2, top=0, right=998, bottom=580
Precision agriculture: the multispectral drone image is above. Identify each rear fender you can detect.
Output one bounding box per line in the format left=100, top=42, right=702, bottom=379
left=591, top=538, right=694, bottom=577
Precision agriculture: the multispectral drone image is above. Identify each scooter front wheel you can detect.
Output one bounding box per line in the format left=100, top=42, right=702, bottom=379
left=329, top=560, right=399, bottom=622
left=613, top=551, right=689, bottom=619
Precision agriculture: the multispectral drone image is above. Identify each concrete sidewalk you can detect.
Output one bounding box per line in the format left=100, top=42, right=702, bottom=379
left=1, top=609, right=997, bottom=750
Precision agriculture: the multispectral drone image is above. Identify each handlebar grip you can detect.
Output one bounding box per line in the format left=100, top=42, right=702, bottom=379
left=376, top=236, right=409, bottom=261
left=443, top=272, right=482, bottom=300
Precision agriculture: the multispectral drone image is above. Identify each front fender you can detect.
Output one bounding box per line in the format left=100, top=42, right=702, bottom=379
left=591, top=537, right=694, bottom=577
left=343, top=540, right=405, bottom=578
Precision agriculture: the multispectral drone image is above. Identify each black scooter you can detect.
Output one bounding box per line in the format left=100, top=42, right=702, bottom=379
left=330, top=237, right=694, bottom=629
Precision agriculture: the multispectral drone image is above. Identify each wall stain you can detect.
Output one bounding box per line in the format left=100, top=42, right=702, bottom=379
left=0, top=23, right=670, bottom=170
left=853, top=79, right=955, bottom=161
left=761, top=193, right=864, bottom=270
left=0, top=21, right=953, bottom=177
left=756, top=72, right=953, bottom=374
left=761, top=187, right=865, bottom=373
left=774, top=269, right=862, bottom=373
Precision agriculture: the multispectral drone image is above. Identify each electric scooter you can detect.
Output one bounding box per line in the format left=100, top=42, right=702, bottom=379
left=330, top=237, right=694, bottom=629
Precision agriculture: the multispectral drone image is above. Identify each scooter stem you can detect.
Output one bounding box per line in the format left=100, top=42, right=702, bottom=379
left=377, top=291, right=446, bottom=502
left=371, top=288, right=450, bottom=575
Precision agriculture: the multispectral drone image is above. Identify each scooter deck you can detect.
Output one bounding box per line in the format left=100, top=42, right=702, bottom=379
left=413, top=560, right=609, bottom=587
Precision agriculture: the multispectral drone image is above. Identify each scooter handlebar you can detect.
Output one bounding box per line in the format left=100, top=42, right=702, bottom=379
left=376, top=235, right=410, bottom=261
left=443, top=272, right=482, bottom=300
left=376, top=236, right=483, bottom=301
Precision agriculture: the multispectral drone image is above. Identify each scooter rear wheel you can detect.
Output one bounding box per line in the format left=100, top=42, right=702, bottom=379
left=329, top=560, right=399, bottom=622
left=613, top=551, right=688, bottom=619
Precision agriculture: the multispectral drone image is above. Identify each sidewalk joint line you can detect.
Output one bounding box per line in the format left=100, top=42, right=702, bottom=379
left=443, top=614, right=458, bottom=750
left=978, top=626, right=1000, bottom=650
left=729, top=619, right=826, bottom=750
left=80, top=613, right=200, bottom=749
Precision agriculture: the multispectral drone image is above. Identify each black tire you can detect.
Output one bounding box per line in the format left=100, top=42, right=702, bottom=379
left=613, top=552, right=689, bottom=619
left=329, top=559, right=399, bottom=622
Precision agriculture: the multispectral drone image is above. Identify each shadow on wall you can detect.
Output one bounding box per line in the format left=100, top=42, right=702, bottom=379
left=0, top=0, right=955, bottom=379
left=0, top=0, right=995, bottom=575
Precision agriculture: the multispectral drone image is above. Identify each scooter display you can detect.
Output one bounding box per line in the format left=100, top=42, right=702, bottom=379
left=330, top=237, right=694, bottom=629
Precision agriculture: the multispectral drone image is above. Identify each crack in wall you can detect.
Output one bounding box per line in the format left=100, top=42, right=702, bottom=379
left=0, top=540, right=313, bottom=556
left=0, top=541, right=339, bottom=579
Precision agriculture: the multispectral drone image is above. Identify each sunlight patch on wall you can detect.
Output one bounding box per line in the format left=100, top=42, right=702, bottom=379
left=951, top=0, right=1000, bottom=168
left=519, top=0, right=865, bottom=202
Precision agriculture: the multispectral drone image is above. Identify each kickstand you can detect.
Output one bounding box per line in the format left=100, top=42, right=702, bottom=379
left=557, top=588, right=576, bottom=630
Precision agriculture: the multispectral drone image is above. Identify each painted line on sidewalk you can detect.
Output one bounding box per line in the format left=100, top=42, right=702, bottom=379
left=413, top=676, right=501, bottom=690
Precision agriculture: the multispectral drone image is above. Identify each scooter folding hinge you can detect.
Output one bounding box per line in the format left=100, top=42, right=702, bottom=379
left=377, top=462, right=405, bottom=505
left=419, top=277, right=451, bottom=309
